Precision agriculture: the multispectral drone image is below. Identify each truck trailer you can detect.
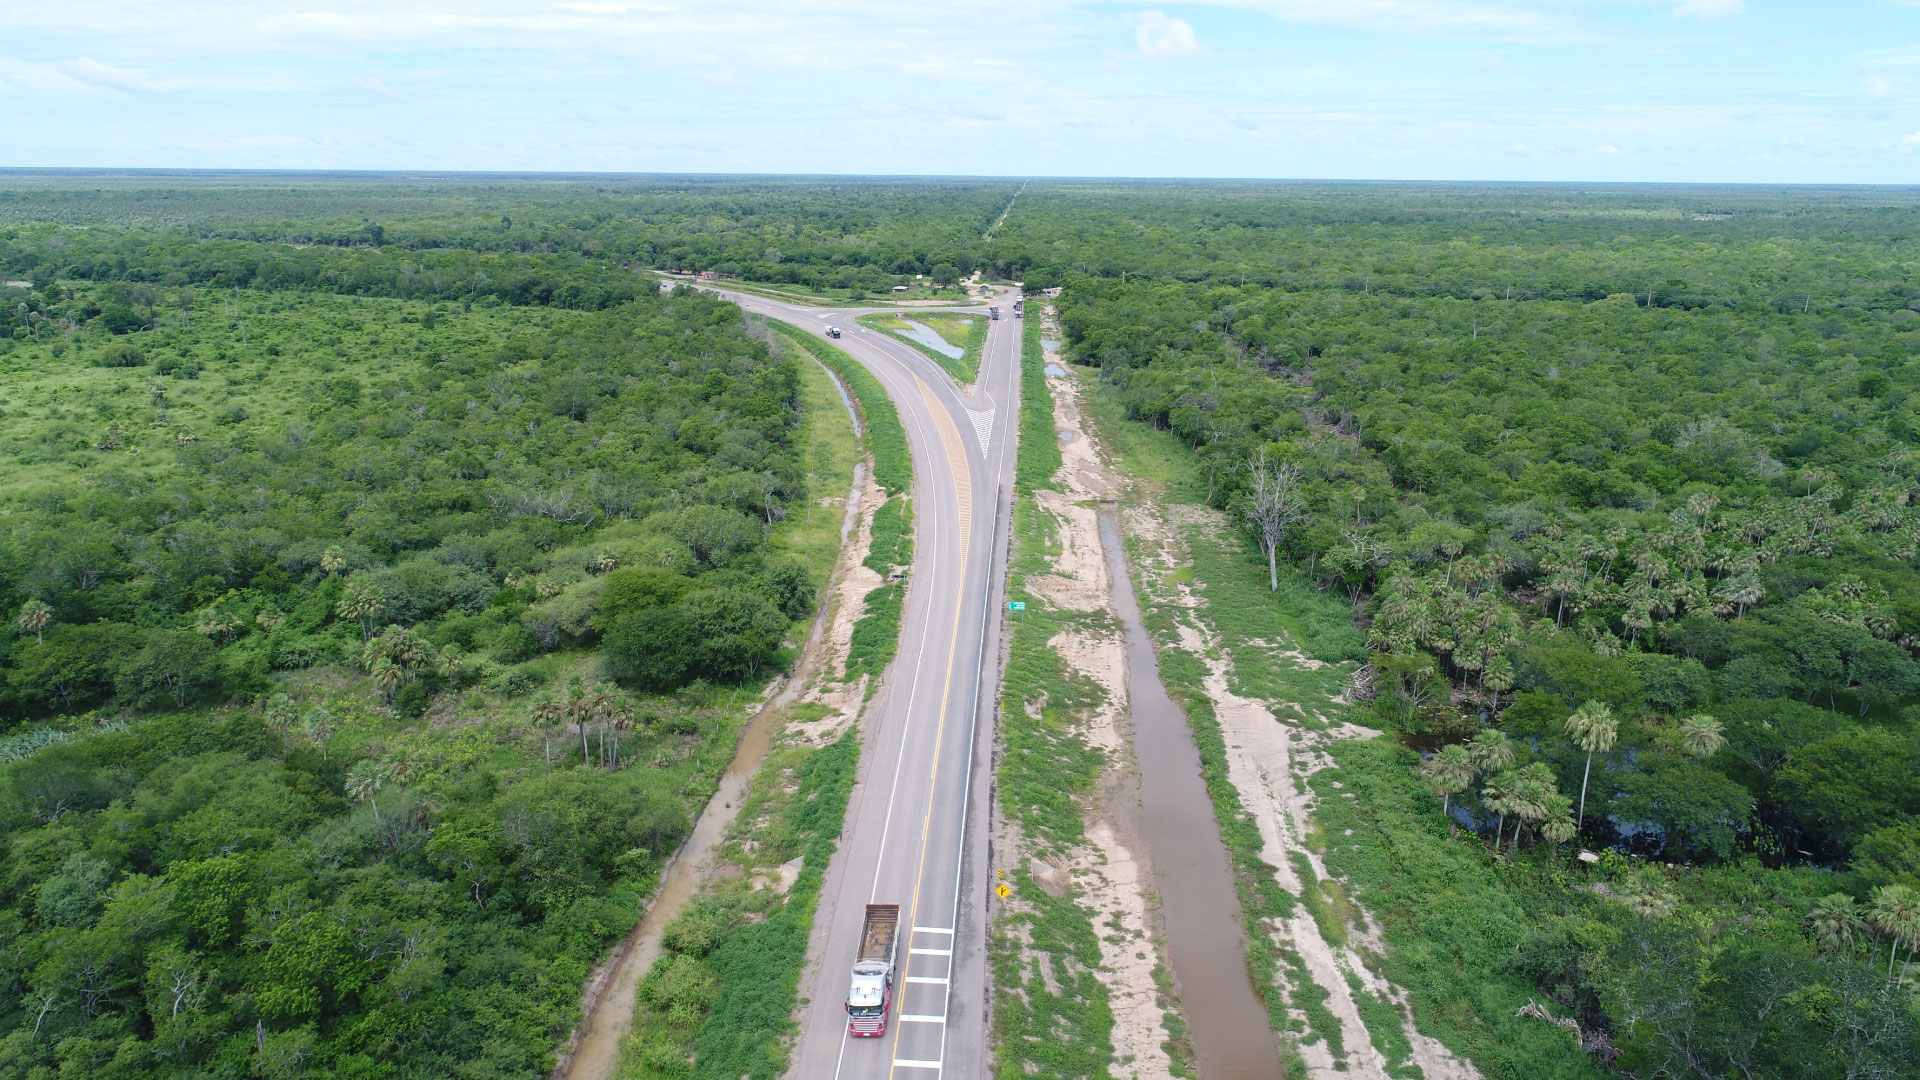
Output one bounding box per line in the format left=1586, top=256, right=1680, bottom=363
left=847, top=903, right=900, bottom=1036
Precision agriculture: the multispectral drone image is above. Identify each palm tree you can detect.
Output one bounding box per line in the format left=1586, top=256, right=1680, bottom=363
left=345, top=760, right=386, bottom=822
left=1510, top=763, right=1560, bottom=852
left=1468, top=728, right=1514, bottom=776
left=568, top=692, right=595, bottom=765
left=336, top=581, right=385, bottom=641
left=1715, top=573, right=1765, bottom=618
left=1564, top=701, right=1619, bottom=830
left=1677, top=714, right=1726, bottom=759
left=1805, top=893, right=1865, bottom=955
left=1869, top=884, right=1920, bottom=986
left=1540, top=804, right=1577, bottom=847
left=1420, top=744, right=1476, bottom=818
left=193, top=608, right=240, bottom=643
left=1483, top=655, right=1515, bottom=712
left=303, top=707, right=332, bottom=761
left=530, top=695, right=563, bottom=774
left=319, top=547, right=347, bottom=575
left=585, top=684, right=621, bottom=769
left=1481, top=770, right=1522, bottom=851
left=370, top=658, right=404, bottom=704
left=16, top=599, right=52, bottom=643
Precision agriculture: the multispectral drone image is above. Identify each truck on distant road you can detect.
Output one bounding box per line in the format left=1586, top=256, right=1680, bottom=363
left=846, top=903, right=900, bottom=1036
left=988, top=306, right=1000, bottom=320
left=826, top=325, right=842, bottom=338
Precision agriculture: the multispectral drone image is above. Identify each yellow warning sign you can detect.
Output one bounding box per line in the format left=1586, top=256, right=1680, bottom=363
left=995, top=883, right=1011, bottom=899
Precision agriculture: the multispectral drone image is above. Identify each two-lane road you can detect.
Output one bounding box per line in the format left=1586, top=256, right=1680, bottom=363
left=698, top=284, right=1020, bottom=1080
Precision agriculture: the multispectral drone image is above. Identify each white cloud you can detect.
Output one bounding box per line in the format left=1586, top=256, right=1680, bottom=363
left=1598, top=144, right=1620, bottom=154
left=1673, top=0, right=1745, bottom=19
left=357, top=76, right=401, bottom=98
left=1901, top=131, right=1920, bottom=153
left=1135, top=10, right=1200, bottom=58
left=1860, top=47, right=1920, bottom=68
left=1220, top=0, right=1570, bottom=40
left=1863, top=75, right=1893, bottom=97
left=556, top=2, right=676, bottom=12
left=57, top=56, right=168, bottom=93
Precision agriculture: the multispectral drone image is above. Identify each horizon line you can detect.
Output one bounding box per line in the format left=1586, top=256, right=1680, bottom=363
left=1, top=167, right=1917, bottom=191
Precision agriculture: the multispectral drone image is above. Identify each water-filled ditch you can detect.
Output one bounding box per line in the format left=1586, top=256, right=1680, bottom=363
left=1098, top=512, right=1285, bottom=1079
left=896, top=318, right=965, bottom=359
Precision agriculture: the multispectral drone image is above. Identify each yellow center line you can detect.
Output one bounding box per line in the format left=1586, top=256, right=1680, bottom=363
left=888, top=378, right=973, bottom=1080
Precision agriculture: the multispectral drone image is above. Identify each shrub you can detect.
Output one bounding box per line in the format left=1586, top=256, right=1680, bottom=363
left=94, top=343, right=146, bottom=367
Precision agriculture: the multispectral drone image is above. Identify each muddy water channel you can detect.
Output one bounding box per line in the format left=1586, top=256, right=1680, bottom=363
left=1098, top=512, right=1285, bottom=1080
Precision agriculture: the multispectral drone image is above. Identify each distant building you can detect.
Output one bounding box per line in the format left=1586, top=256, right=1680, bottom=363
left=892, top=285, right=910, bottom=292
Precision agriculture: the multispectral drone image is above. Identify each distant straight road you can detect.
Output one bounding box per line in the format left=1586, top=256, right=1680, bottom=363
left=695, top=283, right=1019, bottom=1080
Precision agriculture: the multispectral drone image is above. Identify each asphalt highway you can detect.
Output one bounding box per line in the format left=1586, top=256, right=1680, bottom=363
left=697, top=284, right=1020, bottom=1080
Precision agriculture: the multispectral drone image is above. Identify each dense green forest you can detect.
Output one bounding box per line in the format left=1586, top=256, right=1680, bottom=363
left=0, top=173, right=1017, bottom=303
left=0, top=238, right=845, bottom=1076
left=1042, top=187, right=1920, bottom=1077
left=5, top=174, right=1920, bottom=1078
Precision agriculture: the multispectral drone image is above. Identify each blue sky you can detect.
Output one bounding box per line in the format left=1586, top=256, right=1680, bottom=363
left=2, top=1, right=1917, bottom=181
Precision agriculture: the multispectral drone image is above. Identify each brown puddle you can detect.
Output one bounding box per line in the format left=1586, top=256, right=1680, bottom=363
left=558, top=463, right=865, bottom=1080
left=1098, top=512, right=1285, bottom=1080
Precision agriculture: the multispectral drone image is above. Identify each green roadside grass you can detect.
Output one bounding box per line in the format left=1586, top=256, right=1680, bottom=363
left=773, top=323, right=908, bottom=494
left=1017, top=307, right=1061, bottom=490
left=769, top=322, right=916, bottom=693
left=844, top=497, right=913, bottom=685
left=987, top=323, right=1125, bottom=1080
left=855, top=311, right=983, bottom=384
left=787, top=350, right=863, bottom=594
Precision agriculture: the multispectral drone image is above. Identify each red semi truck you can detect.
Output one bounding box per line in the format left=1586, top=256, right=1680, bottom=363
left=846, top=903, right=900, bottom=1036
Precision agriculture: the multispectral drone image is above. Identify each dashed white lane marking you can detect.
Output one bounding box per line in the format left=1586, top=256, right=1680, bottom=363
left=966, top=408, right=993, bottom=454
left=904, top=976, right=949, bottom=984
left=913, top=926, right=954, bottom=934
left=909, top=947, right=952, bottom=957
left=898, top=1015, right=947, bottom=1024
left=893, top=1060, right=942, bottom=1070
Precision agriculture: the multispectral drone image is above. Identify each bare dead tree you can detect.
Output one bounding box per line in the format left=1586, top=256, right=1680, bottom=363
left=1243, top=447, right=1305, bottom=591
